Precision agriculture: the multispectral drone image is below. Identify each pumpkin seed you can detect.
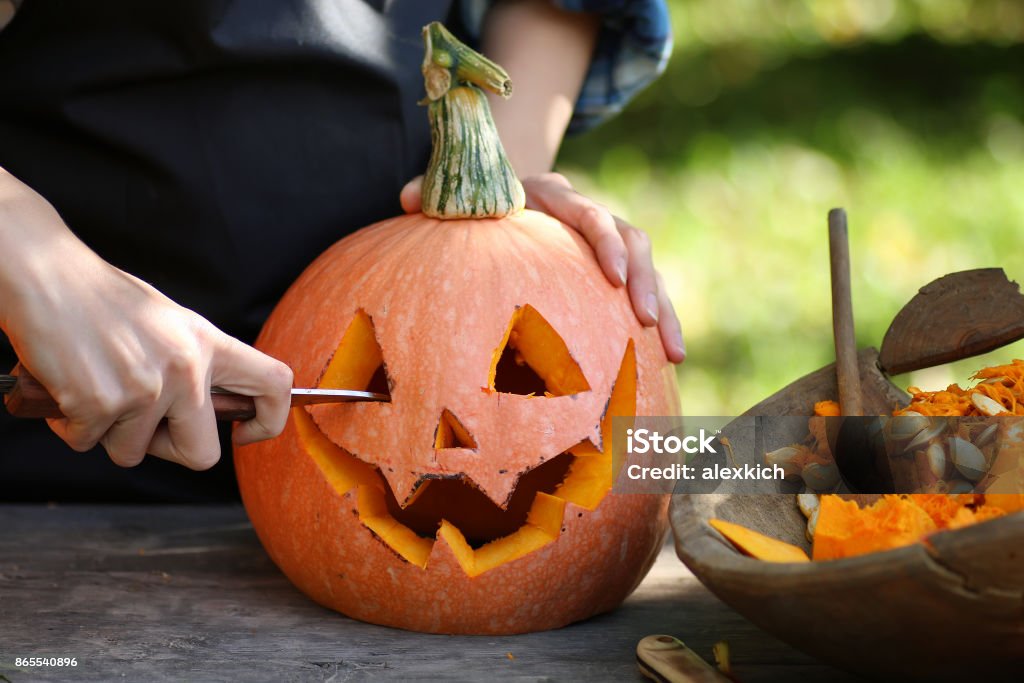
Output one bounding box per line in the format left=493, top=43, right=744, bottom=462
left=764, top=446, right=803, bottom=479
left=797, top=492, right=819, bottom=518
left=884, top=414, right=931, bottom=441
left=974, top=422, right=999, bottom=448
left=802, top=461, right=840, bottom=491
left=805, top=505, right=819, bottom=543
left=925, top=442, right=947, bottom=480
left=970, top=392, right=1006, bottom=416
left=949, top=436, right=988, bottom=482
left=904, top=420, right=947, bottom=452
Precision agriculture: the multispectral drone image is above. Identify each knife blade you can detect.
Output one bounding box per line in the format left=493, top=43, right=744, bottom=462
left=1, top=371, right=387, bottom=421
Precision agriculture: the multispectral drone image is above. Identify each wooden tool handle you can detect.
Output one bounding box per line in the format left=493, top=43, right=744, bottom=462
left=3, top=367, right=258, bottom=421
left=828, top=208, right=864, bottom=417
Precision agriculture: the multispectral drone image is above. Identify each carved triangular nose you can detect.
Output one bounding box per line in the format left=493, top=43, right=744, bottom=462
left=434, top=409, right=477, bottom=449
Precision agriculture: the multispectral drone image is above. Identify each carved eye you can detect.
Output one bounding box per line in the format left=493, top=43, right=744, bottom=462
left=489, top=304, right=590, bottom=397
left=317, top=309, right=392, bottom=399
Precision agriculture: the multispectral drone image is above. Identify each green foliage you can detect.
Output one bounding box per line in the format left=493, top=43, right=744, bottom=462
left=558, top=0, right=1024, bottom=415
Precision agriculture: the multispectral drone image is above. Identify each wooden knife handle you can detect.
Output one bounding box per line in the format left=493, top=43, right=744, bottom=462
left=4, top=367, right=258, bottom=421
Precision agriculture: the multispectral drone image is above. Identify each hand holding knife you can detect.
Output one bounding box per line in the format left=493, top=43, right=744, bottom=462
left=1, top=368, right=387, bottom=421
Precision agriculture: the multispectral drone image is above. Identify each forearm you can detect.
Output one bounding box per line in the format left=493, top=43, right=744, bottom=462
left=0, top=167, right=97, bottom=333
left=481, top=0, right=599, bottom=177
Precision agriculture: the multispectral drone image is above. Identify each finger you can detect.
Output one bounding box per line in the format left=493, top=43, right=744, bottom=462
left=46, top=388, right=123, bottom=453
left=655, top=272, right=686, bottom=364
left=209, top=335, right=293, bottom=445
left=99, top=407, right=168, bottom=468
left=147, top=384, right=221, bottom=470
left=524, top=176, right=627, bottom=286
left=47, top=414, right=116, bottom=454
left=522, top=171, right=572, bottom=200
left=619, top=219, right=659, bottom=327
left=41, top=369, right=156, bottom=456
left=400, top=176, right=424, bottom=214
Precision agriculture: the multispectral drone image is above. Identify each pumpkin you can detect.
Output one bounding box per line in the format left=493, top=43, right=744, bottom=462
left=234, top=22, right=679, bottom=634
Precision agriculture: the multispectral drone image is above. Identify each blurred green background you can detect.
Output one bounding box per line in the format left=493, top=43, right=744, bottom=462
left=558, top=0, right=1024, bottom=415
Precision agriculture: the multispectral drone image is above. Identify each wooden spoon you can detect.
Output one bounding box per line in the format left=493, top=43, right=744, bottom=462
left=879, top=267, right=1024, bottom=375
left=828, top=209, right=894, bottom=493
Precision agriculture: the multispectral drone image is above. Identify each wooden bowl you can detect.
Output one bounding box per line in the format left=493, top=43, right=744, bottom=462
left=670, top=350, right=1024, bottom=682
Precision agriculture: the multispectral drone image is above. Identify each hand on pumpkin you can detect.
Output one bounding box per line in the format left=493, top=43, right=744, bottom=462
left=400, top=173, right=686, bottom=363
left=0, top=169, right=294, bottom=469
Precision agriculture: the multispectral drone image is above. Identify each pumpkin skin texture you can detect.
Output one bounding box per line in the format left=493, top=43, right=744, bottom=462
left=234, top=209, right=680, bottom=634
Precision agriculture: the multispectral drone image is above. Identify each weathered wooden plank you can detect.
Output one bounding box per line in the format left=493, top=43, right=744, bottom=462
left=0, top=505, right=861, bottom=682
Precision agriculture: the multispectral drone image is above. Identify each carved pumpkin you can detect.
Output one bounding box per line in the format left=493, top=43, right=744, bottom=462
left=234, top=23, right=680, bottom=634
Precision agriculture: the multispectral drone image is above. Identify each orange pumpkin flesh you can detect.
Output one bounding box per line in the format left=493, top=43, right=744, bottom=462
left=235, top=212, right=679, bottom=633
left=709, top=519, right=811, bottom=563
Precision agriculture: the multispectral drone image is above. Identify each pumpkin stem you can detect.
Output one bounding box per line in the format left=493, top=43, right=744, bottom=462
left=420, top=22, right=525, bottom=219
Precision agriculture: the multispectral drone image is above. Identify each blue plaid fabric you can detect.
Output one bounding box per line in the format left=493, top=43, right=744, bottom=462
left=458, top=0, right=672, bottom=133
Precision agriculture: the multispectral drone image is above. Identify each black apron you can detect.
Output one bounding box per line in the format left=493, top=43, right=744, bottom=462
left=0, top=0, right=457, bottom=501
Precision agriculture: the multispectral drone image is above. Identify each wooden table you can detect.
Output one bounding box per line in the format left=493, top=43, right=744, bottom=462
left=0, top=505, right=862, bottom=682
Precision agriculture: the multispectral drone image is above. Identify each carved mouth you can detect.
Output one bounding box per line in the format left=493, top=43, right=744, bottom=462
left=295, top=337, right=636, bottom=577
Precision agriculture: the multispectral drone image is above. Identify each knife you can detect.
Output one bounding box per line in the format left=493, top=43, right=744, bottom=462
left=0, top=369, right=387, bottom=421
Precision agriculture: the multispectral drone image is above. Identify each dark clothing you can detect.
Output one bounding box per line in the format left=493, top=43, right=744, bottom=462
left=0, top=0, right=453, bottom=501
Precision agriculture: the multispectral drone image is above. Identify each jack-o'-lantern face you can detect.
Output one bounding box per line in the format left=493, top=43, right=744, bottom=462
left=300, top=303, right=636, bottom=575
left=235, top=211, right=679, bottom=634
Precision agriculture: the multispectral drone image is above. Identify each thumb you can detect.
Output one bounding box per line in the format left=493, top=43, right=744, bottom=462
left=400, top=176, right=424, bottom=214
left=209, top=334, right=294, bottom=445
